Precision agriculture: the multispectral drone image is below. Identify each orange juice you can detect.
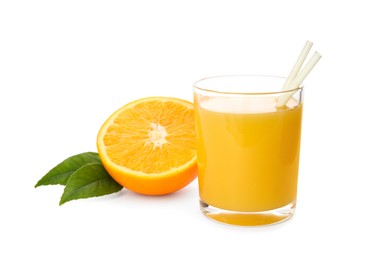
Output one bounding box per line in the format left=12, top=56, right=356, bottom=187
left=194, top=96, right=302, bottom=213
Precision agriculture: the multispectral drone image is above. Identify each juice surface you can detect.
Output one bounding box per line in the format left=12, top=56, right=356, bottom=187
left=195, top=96, right=302, bottom=212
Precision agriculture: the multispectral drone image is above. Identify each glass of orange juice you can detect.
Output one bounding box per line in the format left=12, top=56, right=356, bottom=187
left=193, top=75, right=304, bottom=226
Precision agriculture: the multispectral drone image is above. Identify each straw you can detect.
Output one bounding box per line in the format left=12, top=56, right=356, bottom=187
left=277, top=50, right=322, bottom=107
left=281, top=40, right=313, bottom=91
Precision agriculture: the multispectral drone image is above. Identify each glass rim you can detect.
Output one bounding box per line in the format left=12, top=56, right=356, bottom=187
left=193, top=74, right=304, bottom=95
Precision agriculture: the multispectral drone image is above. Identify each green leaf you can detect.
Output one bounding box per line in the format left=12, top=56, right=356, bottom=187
left=59, top=163, right=123, bottom=205
left=35, top=152, right=101, bottom=187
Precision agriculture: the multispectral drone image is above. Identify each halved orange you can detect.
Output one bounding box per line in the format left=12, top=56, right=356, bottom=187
left=97, top=97, right=197, bottom=195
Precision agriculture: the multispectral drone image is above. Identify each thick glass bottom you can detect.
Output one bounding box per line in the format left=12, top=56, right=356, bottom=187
left=200, top=199, right=296, bottom=227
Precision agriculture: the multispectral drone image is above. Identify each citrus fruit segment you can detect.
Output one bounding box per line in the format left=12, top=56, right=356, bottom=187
left=97, top=97, right=197, bottom=195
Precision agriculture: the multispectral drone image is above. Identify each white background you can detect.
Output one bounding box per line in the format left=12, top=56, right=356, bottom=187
left=1, top=0, right=374, bottom=259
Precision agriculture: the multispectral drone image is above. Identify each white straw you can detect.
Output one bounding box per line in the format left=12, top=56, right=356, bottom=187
left=282, top=41, right=313, bottom=91
left=277, top=51, right=322, bottom=107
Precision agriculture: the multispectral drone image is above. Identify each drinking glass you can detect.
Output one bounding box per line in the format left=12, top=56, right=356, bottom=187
left=193, top=75, right=304, bottom=226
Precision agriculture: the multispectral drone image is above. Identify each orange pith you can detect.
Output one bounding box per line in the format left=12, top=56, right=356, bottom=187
left=97, top=97, right=197, bottom=195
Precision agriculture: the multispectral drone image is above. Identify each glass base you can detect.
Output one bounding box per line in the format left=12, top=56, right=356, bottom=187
left=200, top=200, right=296, bottom=227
